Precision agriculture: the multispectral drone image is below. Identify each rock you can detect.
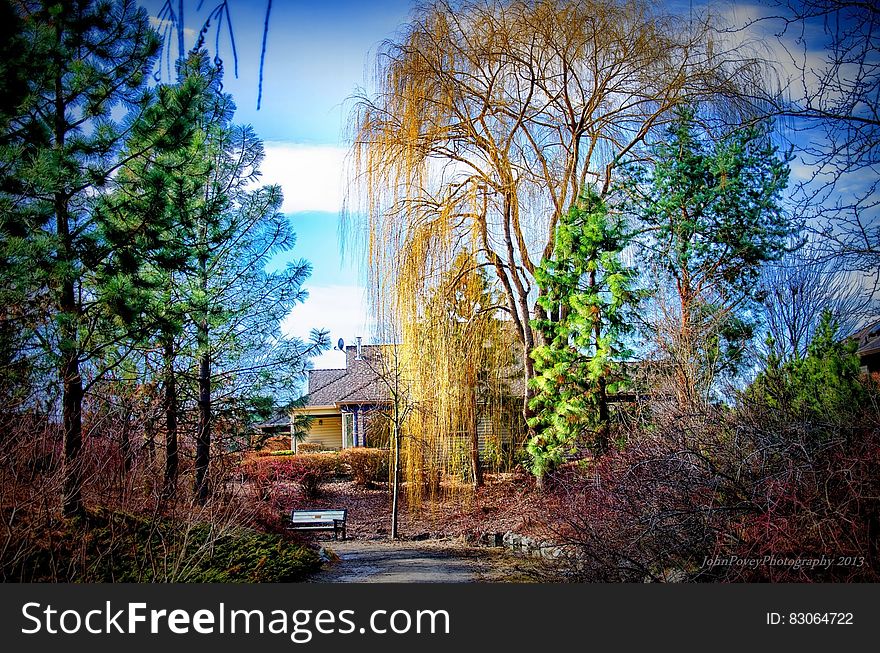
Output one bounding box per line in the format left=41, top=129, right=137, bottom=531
left=318, top=546, right=339, bottom=563
left=481, top=532, right=503, bottom=547
left=503, top=531, right=523, bottom=549
left=411, top=532, right=431, bottom=541
left=519, top=536, right=539, bottom=556
left=502, top=531, right=565, bottom=558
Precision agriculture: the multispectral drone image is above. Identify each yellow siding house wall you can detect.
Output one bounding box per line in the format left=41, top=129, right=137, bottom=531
left=295, top=408, right=342, bottom=451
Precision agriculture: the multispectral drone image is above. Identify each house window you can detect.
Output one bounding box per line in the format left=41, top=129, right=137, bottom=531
left=342, top=412, right=354, bottom=449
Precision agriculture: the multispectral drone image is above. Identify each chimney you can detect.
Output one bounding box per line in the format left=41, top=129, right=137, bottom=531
left=355, top=336, right=362, bottom=360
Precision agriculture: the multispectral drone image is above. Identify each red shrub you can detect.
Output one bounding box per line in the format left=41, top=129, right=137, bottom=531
left=537, top=387, right=880, bottom=582
left=241, top=453, right=340, bottom=499
left=286, top=454, right=337, bottom=499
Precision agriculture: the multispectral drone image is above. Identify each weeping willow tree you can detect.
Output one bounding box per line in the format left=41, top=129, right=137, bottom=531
left=347, top=0, right=768, bottom=492
left=399, top=251, right=519, bottom=501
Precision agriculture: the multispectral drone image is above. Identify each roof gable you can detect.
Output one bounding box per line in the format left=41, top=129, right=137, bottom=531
left=852, top=319, right=880, bottom=358
left=303, top=345, right=388, bottom=407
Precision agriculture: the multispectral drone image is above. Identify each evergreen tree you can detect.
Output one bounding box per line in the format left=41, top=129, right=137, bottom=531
left=746, top=310, right=865, bottom=430
left=97, top=52, right=230, bottom=499
left=0, top=0, right=161, bottom=517
left=625, top=108, right=791, bottom=407
left=187, top=121, right=327, bottom=503
left=528, top=188, right=638, bottom=481
left=0, top=2, right=51, bottom=404
left=106, top=51, right=327, bottom=504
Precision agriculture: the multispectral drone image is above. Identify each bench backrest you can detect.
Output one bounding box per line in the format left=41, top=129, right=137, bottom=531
left=290, top=509, right=346, bottom=523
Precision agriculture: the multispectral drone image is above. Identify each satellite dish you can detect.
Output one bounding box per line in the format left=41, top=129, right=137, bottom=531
left=336, top=338, right=345, bottom=351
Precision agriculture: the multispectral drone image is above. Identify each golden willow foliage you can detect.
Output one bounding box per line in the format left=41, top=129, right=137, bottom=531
left=399, top=252, right=522, bottom=505
left=344, top=0, right=769, bottom=498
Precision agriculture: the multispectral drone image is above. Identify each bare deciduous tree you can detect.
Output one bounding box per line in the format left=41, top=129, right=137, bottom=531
left=357, top=340, right=416, bottom=539
left=737, top=1, right=880, bottom=283
left=760, top=245, right=872, bottom=360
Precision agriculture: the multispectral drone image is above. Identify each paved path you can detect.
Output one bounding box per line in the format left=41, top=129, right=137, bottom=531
left=310, top=540, right=498, bottom=583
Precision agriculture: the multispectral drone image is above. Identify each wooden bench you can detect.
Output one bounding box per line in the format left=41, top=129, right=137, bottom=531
left=288, top=509, right=347, bottom=540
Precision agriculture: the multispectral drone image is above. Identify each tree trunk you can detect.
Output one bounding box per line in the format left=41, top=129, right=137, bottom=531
left=593, top=291, right=610, bottom=454
left=497, top=194, right=538, bottom=432
left=54, top=35, right=84, bottom=518
left=470, top=430, right=483, bottom=489
left=120, top=407, right=133, bottom=474
left=60, top=344, right=84, bottom=518
left=676, top=267, right=696, bottom=408
left=194, top=349, right=210, bottom=505
left=391, top=416, right=401, bottom=539
left=162, top=337, right=178, bottom=500
left=194, top=251, right=211, bottom=505
left=58, top=250, right=83, bottom=517
left=144, top=413, right=156, bottom=462
left=470, top=392, right=483, bottom=489
left=596, top=375, right=610, bottom=453
left=522, top=343, right=535, bottom=423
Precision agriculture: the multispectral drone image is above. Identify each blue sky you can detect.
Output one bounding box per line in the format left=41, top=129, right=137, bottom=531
left=142, top=0, right=415, bottom=368
left=139, top=1, right=871, bottom=368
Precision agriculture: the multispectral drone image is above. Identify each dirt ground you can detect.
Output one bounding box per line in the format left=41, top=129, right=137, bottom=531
left=282, top=472, right=554, bottom=542
left=309, top=539, right=541, bottom=583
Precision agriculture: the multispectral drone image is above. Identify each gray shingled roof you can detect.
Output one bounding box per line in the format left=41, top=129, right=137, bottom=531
left=254, top=411, right=290, bottom=429
left=853, top=319, right=880, bottom=357
left=309, top=368, right=347, bottom=390
left=304, top=368, right=348, bottom=405
left=303, top=343, right=527, bottom=407
left=337, top=378, right=391, bottom=403
left=304, top=345, right=389, bottom=407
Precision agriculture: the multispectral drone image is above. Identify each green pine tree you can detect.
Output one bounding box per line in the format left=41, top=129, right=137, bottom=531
left=106, top=51, right=327, bottom=504
left=624, top=107, right=791, bottom=407
left=97, top=51, right=232, bottom=500
left=527, top=188, right=638, bottom=481
left=1, top=0, right=162, bottom=517
left=0, top=2, right=52, bottom=405
left=746, top=310, right=865, bottom=433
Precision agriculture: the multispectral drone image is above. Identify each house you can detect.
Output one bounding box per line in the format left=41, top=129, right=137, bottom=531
left=254, top=411, right=290, bottom=436
left=252, top=411, right=292, bottom=451
left=852, top=319, right=880, bottom=375
left=291, top=337, right=525, bottom=454
left=291, top=338, right=390, bottom=452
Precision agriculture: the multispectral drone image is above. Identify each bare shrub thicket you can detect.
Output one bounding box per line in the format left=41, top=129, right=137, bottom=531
left=0, top=394, right=296, bottom=581
left=538, top=379, right=880, bottom=582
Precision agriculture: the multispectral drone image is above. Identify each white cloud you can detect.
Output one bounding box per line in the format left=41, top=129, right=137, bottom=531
left=281, top=284, right=373, bottom=369
left=149, top=16, right=196, bottom=38
left=711, top=2, right=838, bottom=100
left=261, top=143, right=347, bottom=214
